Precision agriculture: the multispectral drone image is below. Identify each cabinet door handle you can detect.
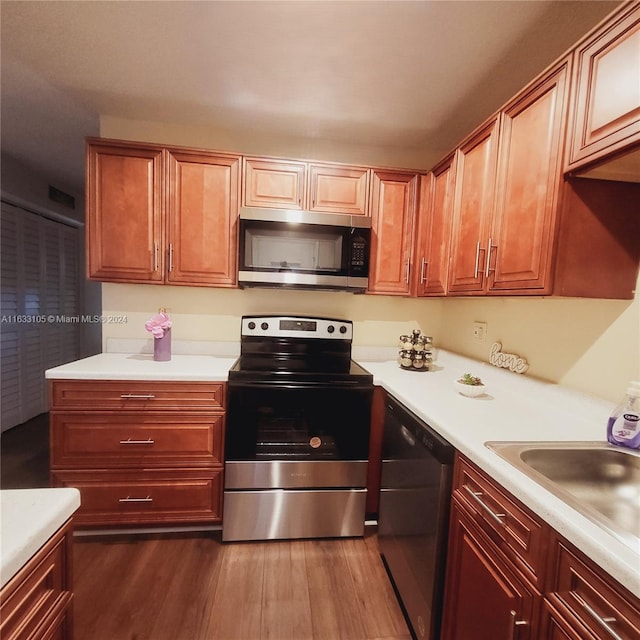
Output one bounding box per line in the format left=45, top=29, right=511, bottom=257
left=153, top=241, right=159, bottom=272
left=120, top=394, right=156, bottom=399
left=575, top=594, right=623, bottom=640
left=473, top=242, right=487, bottom=279
left=118, top=496, right=153, bottom=503
left=462, top=484, right=506, bottom=526
left=405, top=259, right=410, bottom=284
left=420, top=258, right=428, bottom=284
left=485, top=238, right=497, bottom=278
left=508, top=610, right=527, bottom=640
left=168, top=243, right=174, bottom=272
left=119, top=438, right=155, bottom=445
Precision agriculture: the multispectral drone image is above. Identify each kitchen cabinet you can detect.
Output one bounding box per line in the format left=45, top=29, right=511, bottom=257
left=86, top=138, right=240, bottom=287
left=543, top=539, right=640, bottom=640
left=307, top=163, right=369, bottom=215
left=444, top=56, right=640, bottom=299
left=442, top=501, right=538, bottom=640
left=412, top=155, right=455, bottom=296
left=566, top=1, right=640, bottom=179
left=0, top=519, right=74, bottom=640
left=368, top=169, right=419, bottom=295
left=242, top=157, right=307, bottom=210
left=86, top=140, right=164, bottom=283
left=166, top=149, right=240, bottom=286
left=243, top=156, right=370, bottom=215
left=442, top=453, right=640, bottom=640
left=489, top=59, right=570, bottom=294
left=446, top=118, right=499, bottom=295
left=49, top=379, right=226, bottom=527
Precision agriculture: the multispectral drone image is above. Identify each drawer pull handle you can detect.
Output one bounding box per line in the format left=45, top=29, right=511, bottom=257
left=119, top=438, right=155, bottom=445
left=118, top=496, right=153, bottom=503
left=508, top=610, right=527, bottom=640
left=463, top=484, right=506, bottom=526
left=575, top=594, right=623, bottom=640
left=120, top=394, right=156, bottom=399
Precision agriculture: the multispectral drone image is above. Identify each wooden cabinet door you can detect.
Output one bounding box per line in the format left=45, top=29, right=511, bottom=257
left=567, top=2, right=640, bottom=173
left=242, top=157, right=307, bottom=210
left=86, top=140, right=164, bottom=283
left=368, top=170, right=418, bottom=295
left=413, top=157, right=455, bottom=296
left=441, top=501, right=536, bottom=640
left=167, top=150, right=240, bottom=287
left=489, top=60, right=570, bottom=294
left=307, top=164, right=370, bottom=215
left=447, top=119, right=499, bottom=294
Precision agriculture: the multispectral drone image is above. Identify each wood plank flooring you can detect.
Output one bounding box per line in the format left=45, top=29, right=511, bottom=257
left=73, top=530, right=412, bottom=640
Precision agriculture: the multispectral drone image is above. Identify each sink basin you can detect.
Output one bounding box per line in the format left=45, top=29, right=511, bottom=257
left=485, top=441, right=640, bottom=550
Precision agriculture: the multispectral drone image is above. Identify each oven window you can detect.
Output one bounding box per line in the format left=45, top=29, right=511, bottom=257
left=226, top=385, right=372, bottom=461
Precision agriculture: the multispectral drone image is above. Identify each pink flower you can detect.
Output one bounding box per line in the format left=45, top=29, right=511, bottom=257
left=144, top=312, right=172, bottom=339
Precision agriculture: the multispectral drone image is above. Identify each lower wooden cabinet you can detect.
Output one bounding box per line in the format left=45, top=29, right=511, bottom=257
left=49, top=379, right=226, bottom=528
left=0, top=520, right=74, bottom=640
left=51, top=469, right=223, bottom=527
left=441, top=500, right=538, bottom=640
left=442, top=454, right=640, bottom=640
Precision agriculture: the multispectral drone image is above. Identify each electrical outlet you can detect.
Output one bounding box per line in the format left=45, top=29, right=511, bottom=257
left=472, top=321, right=487, bottom=343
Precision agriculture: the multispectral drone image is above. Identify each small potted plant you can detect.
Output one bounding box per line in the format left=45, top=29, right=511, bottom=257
left=454, top=373, right=486, bottom=397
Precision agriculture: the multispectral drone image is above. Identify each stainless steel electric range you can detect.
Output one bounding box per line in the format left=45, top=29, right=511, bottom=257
left=222, top=315, right=373, bottom=542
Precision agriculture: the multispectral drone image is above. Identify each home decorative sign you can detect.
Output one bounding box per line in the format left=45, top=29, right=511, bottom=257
left=489, top=342, right=529, bottom=374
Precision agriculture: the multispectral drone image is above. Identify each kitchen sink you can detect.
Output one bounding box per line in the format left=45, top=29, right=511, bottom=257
left=485, top=441, right=640, bottom=550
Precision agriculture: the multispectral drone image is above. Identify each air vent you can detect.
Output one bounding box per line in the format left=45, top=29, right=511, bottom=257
left=48, top=185, right=75, bottom=209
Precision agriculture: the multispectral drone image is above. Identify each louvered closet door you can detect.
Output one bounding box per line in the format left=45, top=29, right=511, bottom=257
left=1, top=203, right=80, bottom=431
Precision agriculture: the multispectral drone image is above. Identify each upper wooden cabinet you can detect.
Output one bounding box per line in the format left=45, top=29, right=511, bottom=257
left=368, top=169, right=419, bottom=295
left=566, top=1, right=640, bottom=178
left=412, top=156, right=455, bottom=297
left=242, top=157, right=306, bottom=210
left=167, top=150, right=239, bottom=287
left=242, top=157, right=370, bottom=215
left=489, top=61, right=570, bottom=294
left=307, top=163, right=369, bottom=215
left=86, top=139, right=241, bottom=287
left=447, top=118, right=499, bottom=295
left=86, top=141, right=165, bottom=283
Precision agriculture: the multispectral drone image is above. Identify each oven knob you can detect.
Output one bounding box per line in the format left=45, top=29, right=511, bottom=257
left=247, top=321, right=256, bottom=330
left=339, top=325, right=348, bottom=334
left=261, top=322, right=269, bottom=331
left=327, top=325, right=335, bottom=334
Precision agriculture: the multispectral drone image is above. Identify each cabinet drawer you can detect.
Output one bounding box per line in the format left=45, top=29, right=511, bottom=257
left=0, top=523, right=71, bottom=640
left=50, top=380, right=225, bottom=410
left=51, top=469, right=223, bottom=526
left=50, top=412, right=224, bottom=468
left=453, top=455, right=548, bottom=588
left=548, top=541, right=640, bottom=640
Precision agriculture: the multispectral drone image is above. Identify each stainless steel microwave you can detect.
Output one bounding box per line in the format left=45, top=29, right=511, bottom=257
left=237, top=208, right=371, bottom=292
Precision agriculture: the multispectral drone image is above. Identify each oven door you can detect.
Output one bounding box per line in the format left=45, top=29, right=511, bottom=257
left=225, top=381, right=372, bottom=466
left=223, top=381, right=372, bottom=541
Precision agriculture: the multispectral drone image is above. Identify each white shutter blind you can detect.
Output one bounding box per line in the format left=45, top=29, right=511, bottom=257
left=0, top=202, right=80, bottom=431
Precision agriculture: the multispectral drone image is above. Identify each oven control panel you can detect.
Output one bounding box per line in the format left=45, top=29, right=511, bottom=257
left=242, top=315, right=353, bottom=340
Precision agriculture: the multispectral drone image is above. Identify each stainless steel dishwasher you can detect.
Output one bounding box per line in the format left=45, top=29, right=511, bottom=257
left=378, top=395, right=455, bottom=640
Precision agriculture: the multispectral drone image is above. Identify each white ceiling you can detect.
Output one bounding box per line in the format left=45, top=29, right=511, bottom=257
left=0, top=0, right=619, bottom=196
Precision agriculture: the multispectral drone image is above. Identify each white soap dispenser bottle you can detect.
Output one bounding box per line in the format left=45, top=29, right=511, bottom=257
left=607, top=381, right=640, bottom=449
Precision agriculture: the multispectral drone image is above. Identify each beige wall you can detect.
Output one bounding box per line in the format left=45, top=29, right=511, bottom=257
left=99, top=116, right=640, bottom=404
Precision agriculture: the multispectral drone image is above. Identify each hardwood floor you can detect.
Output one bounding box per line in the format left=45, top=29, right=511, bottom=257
left=73, top=530, right=412, bottom=640
left=0, top=412, right=50, bottom=488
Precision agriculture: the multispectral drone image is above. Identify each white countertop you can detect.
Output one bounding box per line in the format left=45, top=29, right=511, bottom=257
left=1, top=488, right=81, bottom=588
left=45, top=353, right=237, bottom=381
left=43, top=350, right=640, bottom=597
